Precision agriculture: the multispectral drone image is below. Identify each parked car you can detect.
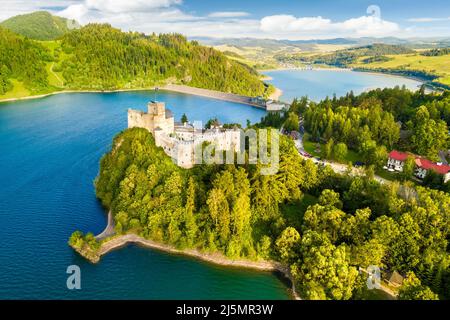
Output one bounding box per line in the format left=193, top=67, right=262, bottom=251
left=300, top=151, right=312, bottom=158
left=354, top=161, right=365, bottom=167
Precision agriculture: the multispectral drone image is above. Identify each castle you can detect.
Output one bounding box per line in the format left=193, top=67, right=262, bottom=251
left=128, top=101, right=241, bottom=168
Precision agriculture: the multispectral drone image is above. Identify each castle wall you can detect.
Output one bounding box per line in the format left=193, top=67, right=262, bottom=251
left=128, top=102, right=241, bottom=169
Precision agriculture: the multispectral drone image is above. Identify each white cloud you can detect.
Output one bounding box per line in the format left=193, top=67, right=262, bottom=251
left=260, top=14, right=400, bottom=38
left=208, top=11, right=249, bottom=18
left=260, top=15, right=332, bottom=33
left=2, top=1, right=450, bottom=40
left=83, top=0, right=181, bottom=13
left=407, top=17, right=450, bottom=23
left=340, top=16, right=399, bottom=37
left=0, top=0, right=76, bottom=21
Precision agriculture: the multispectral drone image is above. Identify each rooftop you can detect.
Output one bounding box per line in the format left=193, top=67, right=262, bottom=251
left=415, top=158, right=450, bottom=175
left=389, top=150, right=450, bottom=175
left=388, top=150, right=410, bottom=162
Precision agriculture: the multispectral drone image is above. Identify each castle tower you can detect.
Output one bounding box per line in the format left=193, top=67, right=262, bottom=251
left=128, top=101, right=174, bottom=135
left=148, top=101, right=166, bottom=116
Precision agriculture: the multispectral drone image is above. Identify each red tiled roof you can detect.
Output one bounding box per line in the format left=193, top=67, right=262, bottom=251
left=389, top=150, right=410, bottom=161
left=415, top=158, right=450, bottom=175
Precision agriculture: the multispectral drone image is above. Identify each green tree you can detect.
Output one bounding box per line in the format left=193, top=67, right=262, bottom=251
left=411, top=106, right=449, bottom=159
left=322, top=138, right=334, bottom=159
left=275, top=227, right=301, bottom=263
left=181, top=113, right=188, bottom=124
left=398, top=272, right=439, bottom=300
left=400, top=156, right=415, bottom=181
left=184, top=177, right=198, bottom=246
left=283, top=112, right=299, bottom=132
left=333, top=143, right=348, bottom=162
left=294, top=231, right=358, bottom=300
left=207, top=188, right=230, bottom=244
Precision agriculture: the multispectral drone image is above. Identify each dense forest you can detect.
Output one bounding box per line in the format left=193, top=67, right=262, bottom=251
left=0, top=27, right=52, bottom=95
left=301, top=87, right=450, bottom=162
left=70, top=127, right=450, bottom=300
left=421, top=48, right=450, bottom=57
left=277, top=44, right=414, bottom=67
left=57, top=24, right=269, bottom=96
left=0, top=21, right=270, bottom=98
left=257, top=87, right=450, bottom=190
left=0, top=11, right=79, bottom=40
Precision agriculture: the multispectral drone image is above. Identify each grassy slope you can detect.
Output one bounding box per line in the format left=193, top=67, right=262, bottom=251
left=303, top=139, right=360, bottom=164
left=0, top=80, right=30, bottom=99
left=41, top=41, right=65, bottom=87
left=351, top=53, right=450, bottom=86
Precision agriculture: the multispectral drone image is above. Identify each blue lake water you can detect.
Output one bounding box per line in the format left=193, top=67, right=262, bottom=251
left=0, top=91, right=292, bottom=299
left=264, top=69, right=423, bottom=102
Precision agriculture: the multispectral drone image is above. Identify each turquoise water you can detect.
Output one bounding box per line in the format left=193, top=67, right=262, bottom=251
left=264, top=69, right=423, bottom=102
left=0, top=91, right=292, bottom=299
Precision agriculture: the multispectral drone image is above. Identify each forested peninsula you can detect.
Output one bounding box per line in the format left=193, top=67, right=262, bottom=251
left=70, top=126, right=450, bottom=300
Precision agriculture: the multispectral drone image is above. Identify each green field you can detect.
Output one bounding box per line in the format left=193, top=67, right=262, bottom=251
left=0, top=79, right=30, bottom=100
left=352, top=53, right=450, bottom=86
left=303, top=139, right=360, bottom=164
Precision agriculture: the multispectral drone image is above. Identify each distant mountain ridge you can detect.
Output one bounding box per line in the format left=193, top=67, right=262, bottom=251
left=0, top=11, right=80, bottom=40
left=193, top=36, right=450, bottom=49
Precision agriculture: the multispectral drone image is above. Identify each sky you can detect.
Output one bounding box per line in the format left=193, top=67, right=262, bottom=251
left=1, top=0, right=450, bottom=40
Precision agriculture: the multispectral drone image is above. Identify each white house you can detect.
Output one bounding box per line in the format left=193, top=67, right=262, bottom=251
left=386, top=150, right=450, bottom=183
left=386, top=150, right=410, bottom=172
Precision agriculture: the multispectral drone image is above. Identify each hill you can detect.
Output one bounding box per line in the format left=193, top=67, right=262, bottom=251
left=0, top=27, right=52, bottom=96
left=0, top=11, right=79, bottom=40
left=0, top=23, right=271, bottom=100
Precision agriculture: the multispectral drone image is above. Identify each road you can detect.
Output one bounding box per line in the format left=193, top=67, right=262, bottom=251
left=293, top=131, right=390, bottom=185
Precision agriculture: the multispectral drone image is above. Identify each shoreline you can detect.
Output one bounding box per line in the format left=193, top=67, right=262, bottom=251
left=0, top=84, right=284, bottom=108
left=71, top=207, right=300, bottom=299
left=79, top=233, right=300, bottom=300
left=0, top=88, right=157, bottom=104
left=260, top=65, right=433, bottom=91
left=260, top=66, right=352, bottom=73
left=268, top=87, right=283, bottom=101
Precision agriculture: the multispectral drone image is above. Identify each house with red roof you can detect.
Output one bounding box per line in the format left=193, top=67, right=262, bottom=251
left=415, top=157, right=450, bottom=183
left=386, top=150, right=450, bottom=183
left=386, top=150, right=411, bottom=172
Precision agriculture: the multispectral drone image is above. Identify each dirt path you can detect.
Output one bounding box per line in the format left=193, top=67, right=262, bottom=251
left=50, top=62, right=64, bottom=87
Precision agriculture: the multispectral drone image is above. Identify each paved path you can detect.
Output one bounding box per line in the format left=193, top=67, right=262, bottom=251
left=293, top=134, right=390, bottom=185
left=95, top=211, right=115, bottom=240
left=438, top=150, right=449, bottom=165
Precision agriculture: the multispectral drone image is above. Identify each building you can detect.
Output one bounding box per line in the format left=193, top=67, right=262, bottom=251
left=385, top=271, right=404, bottom=288
left=386, top=150, right=410, bottom=172
left=250, top=96, right=266, bottom=106
left=415, top=157, right=450, bottom=183
left=128, top=101, right=241, bottom=168
left=265, top=100, right=288, bottom=112
left=386, top=150, right=450, bottom=183
left=128, top=101, right=174, bottom=134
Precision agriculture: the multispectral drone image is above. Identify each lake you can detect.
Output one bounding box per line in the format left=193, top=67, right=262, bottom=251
left=0, top=91, right=292, bottom=299
left=263, top=69, right=423, bottom=102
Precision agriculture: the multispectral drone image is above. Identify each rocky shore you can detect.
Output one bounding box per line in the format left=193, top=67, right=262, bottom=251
left=71, top=232, right=300, bottom=299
